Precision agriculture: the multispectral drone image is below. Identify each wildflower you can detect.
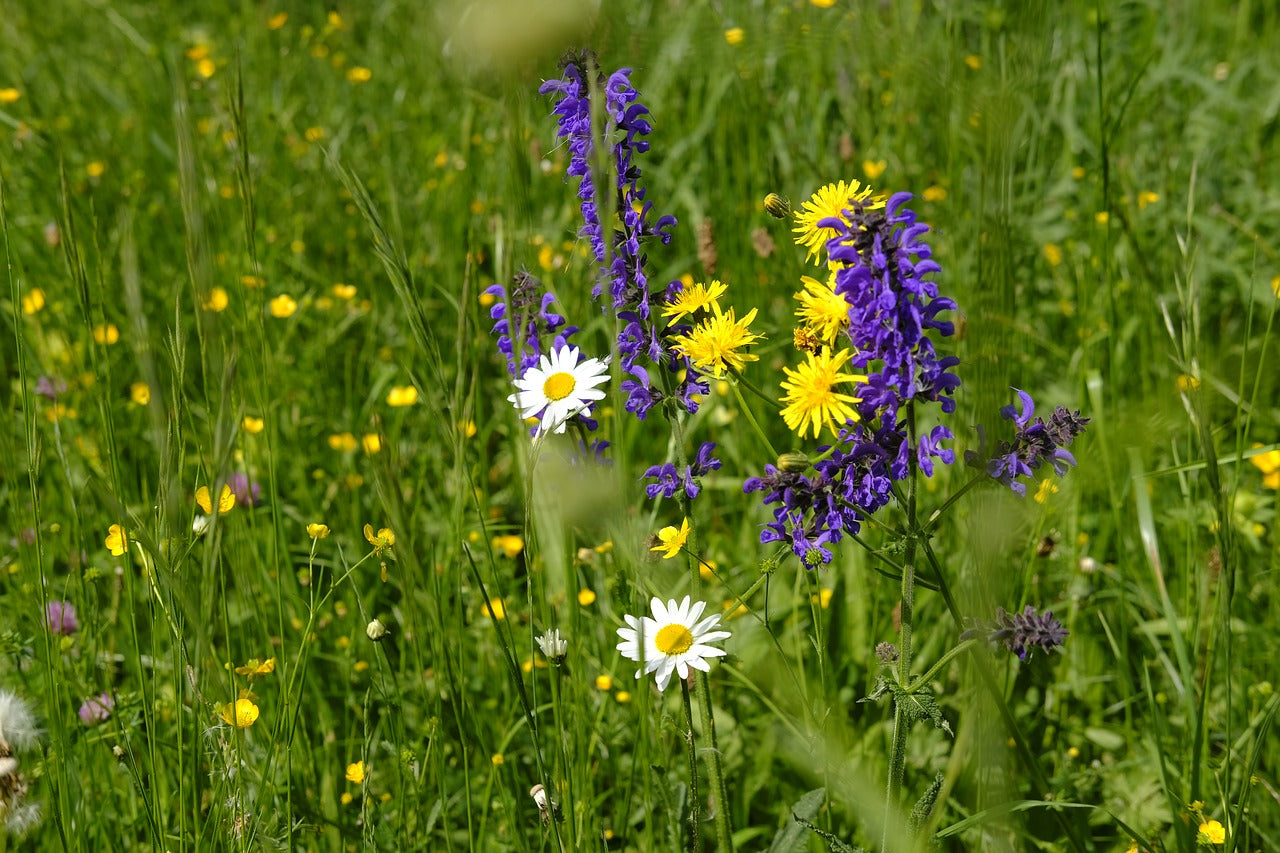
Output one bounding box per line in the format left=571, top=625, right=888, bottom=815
left=226, top=472, right=261, bottom=508
left=366, top=619, right=389, bottom=642
left=346, top=66, right=372, bottom=83
left=536, top=629, right=568, bottom=663
left=1138, top=190, right=1160, bottom=209
left=386, top=386, right=418, bottom=407
left=234, top=658, right=275, bottom=678
left=196, top=484, right=236, bottom=515
left=792, top=180, right=883, bottom=264
left=490, top=753, right=503, bottom=766
left=643, top=441, right=722, bottom=500
left=492, top=535, right=524, bottom=559
left=795, top=273, right=850, bottom=347
left=507, top=344, right=610, bottom=436
left=1033, top=478, right=1059, bottom=504
left=105, top=524, right=128, bottom=557
left=0, top=690, right=40, bottom=837
left=329, top=432, right=358, bottom=451
left=345, top=761, right=367, bottom=784
left=332, top=283, right=356, bottom=299
left=363, top=525, right=395, bottom=556
left=650, top=518, right=691, bottom=559
left=361, top=433, right=381, bottom=454
left=669, top=306, right=762, bottom=378
left=218, top=698, right=259, bottom=728
left=595, top=674, right=613, bottom=691
left=0, top=690, right=38, bottom=752
left=93, top=323, right=120, bottom=345
left=43, top=600, right=78, bottom=636
left=267, top=11, right=287, bottom=28
left=1198, top=819, right=1226, bottom=845
left=966, top=389, right=1089, bottom=497
left=763, top=193, right=791, bottom=218
left=78, top=693, right=115, bottom=725
left=483, top=271, right=577, bottom=378
left=241, top=415, right=264, bottom=433
left=130, top=382, right=151, bottom=405
left=863, top=159, right=887, bottom=180
left=724, top=27, right=744, bottom=45
left=577, top=589, right=596, bottom=606
left=616, top=596, right=732, bottom=691
left=0, top=88, right=20, bottom=104
left=780, top=348, right=867, bottom=438
left=964, top=605, right=1068, bottom=661
left=268, top=294, right=297, bottom=318
left=922, top=185, right=948, bottom=202
left=307, top=523, right=330, bottom=539
left=20, top=289, right=45, bottom=315
left=485, top=598, right=506, bottom=620
left=1250, top=445, right=1280, bottom=490
left=34, top=376, right=66, bottom=401
left=661, top=279, right=726, bottom=323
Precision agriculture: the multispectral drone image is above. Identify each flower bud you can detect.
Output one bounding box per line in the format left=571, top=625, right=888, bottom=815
left=365, top=619, right=389, bottom=642
left=763, top=192, right=791, bottom=219
left=776, top=452, right=810, bottom=473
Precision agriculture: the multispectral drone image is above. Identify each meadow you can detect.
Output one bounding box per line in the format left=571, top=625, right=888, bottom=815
left=2, top=0, right=1279, bottom=850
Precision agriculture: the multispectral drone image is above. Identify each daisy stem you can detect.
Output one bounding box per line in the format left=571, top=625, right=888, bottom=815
left=729, top=380, right=780, bottom=460
left=680, top=678, right=702, bottom=853
left=883, top=402, right=918, bottom=852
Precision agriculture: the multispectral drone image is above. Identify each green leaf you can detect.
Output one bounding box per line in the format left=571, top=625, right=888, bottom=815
left=768, top=788, right=826, bottom=853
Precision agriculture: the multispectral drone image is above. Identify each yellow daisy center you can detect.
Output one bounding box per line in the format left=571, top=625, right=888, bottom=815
left=655, top=624, right=694, bottom=656
left=543, top=371, right=577, bottom=401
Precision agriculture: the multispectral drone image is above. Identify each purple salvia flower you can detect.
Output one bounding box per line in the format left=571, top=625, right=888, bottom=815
left=484, top=270, right=576, bottom=377
left=642, top=442, right=722, bottom=500
left=964, top=605, right=1069, bottom=661
left=965, top=389, right=1089, bottom=496
left=46, top=600, right=78, bottom=635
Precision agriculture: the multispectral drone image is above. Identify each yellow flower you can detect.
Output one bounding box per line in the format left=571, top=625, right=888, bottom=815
left=345, top=761, right=366, bottom=784
left=241, top=274, right=265, bottom=288
left=1198, top=819, right=1225, bottom=845
left=1138, top=190, right=1160, bottom=209
left=234, top=657, right=276, bottom=678
left=614, top=691, right=631, bottom=703
left=196, top=484, right=236, bottom=515
left=332, top=283, right=357, bottom=300
left=651, top=518, right=691, bottom=559
left=242, top=415, right=264, bottom=433
left=1094, top=211, right=1110, bottom=224
left=340, top=792, right=354, bottom=806
left=204, top=287, right=229, bottom=312
left=93, top=323, right=120, bottom=345
left=130, top=382, right=151, bottom=406
left=670, top=306, right=762, bottom=378
left=307, top=523, right=330, bottom=539
left=794, top=273, right=848, bottom=347
left=361, top=433, right=381, bottom=454
left=1033, top=478, right=1059, bottom=504
left=1176, top=374, right=1200, bottom=392
left=485, top=597, right=506, bottom=620
left=1250, top=445, right=1280, bottom=490
left=661, top=279, right=727, bottom=324
left=268, top=294, right=297, bottom=318
left=810, top=0, right=836, bottom=7
left=724, top=27, right=745, bottom=45
left=386, top=386, right=418, bottom=407
left=793, top=180, right=883, bottom=264
left=86, top=161, right=106, bottom=178
left=196, top=58, right=216, bottom=79
left=577, top=588, right=597, bottom=606
left=267, top=11, right=287, bottom=29
left=780, top=348, right=867, bottom=438
left=595, top=674, right=613, bottom=691
left=492, top=535, right=524, bottom=559
left=364, top=524, right=395, bottom=555
left=1043, top=243, right=1063, bottom=267
left=106, top=523, right=128, bottom=556
left=329, top=432, right=358, bottom=452
left=811, top=588, right=834, bottom=609
left=964, top=54, right=982, bottom=70
left=0, top=88, right=20, bottom=104
left=490, top=753, right=504, bottom=766
left=862, top=159, right=887, bottom=180
left=922, top=185, right=948, bottom=202
left=219, top=698, right=259, bottom=728
left=347, top=66, right=373, bottom=83
left=20, top=288, right=45, bottom=315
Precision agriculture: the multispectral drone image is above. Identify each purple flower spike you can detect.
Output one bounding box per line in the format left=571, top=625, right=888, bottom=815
left=966, top=389, right=1090, bottom=496
left=964, top=605, right=1069, bottom=661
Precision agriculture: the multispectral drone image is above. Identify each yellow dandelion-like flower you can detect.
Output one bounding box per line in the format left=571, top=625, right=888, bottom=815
left=779, top=348, right=867, bottom=438
left=1043, top=243, right=1063, bottom=267
left=1138, top=190, right=1160, bottom=209
left=347, top=66, right=372, bottom=83
left=724, top=27, right=745, bottom=45
left=268, top=294, right=297, bottom=318
left=490, top=753, right=504, bottom=767
left=329, top=432, right=358, bottom=452
left=794, top=273, right=849, bottom=347
left=661, top=279, right=727, bottom=324
left=492, top=535, right=524, bottom=559
left=93, top=323, right=120, bottom=345
left=577, top=588, right=597, bottom=606
left=345, top=761, right=366, bottom=784
left=86, top=161, right=106, bottom=178
left=922, top=185, right=948, bottom=202
left=862, top=159, right=887, bottom=181
left=793, top=180, right=884, bottom=264
left=241, top=274, right=265, bottom=288
left=669, top=306, right=762, bottom=378
left=485, top=597, right=506, bottom=620
left=242, top=415, right=264, bottom=433
left=0, top=88, right=20, bottom=104
left=595, top=674, right=613, bottom=691
left=219, top=698, right=259, bottom=728
left=106, top=523, right=128, bottom=556
left=1033, top=478, right=1060, bottom=504
left=196, top=484, right=236, bottom=515
left=267, top=11, right=287, bottom=29
left=307, top=523, right=330, bottom=539
left=964, top=54, right=982, bottom=70
left=130, top=382, right=151, bottom=406
left=363, top=524, right=395, bottom=555
left=650, top=517, right=691, bottom=559
left=21, top=288, right=45, bottom=315
left=386, top=386, right=418, bottom=407
left=203, top=287, right=229, bottom=311
left=234, top=657, right=276, bottom=678
left=332, top=283, right=357, bottom=300
left=361, top=433, right=381, bottom=454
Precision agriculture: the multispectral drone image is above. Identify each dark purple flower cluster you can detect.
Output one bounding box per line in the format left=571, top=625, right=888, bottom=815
left=964, top=605, right=1069, bottom=661
left=541, top=58, right=704, bottom=421
left=483, top=270, right=576, bottom=378
left=965, top=389, right=1089, bottom=497
left=643, top=442, right=721, bottom=500
left=745, top=193, right=960, bottom=566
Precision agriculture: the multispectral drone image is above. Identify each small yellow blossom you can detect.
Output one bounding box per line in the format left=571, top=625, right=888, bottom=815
left=1043, top=243, right=1063, bottom=267
left=460, top=420, right=478, bottom=438
left=307, top=523, right=331, bottom=539
left=485, top=597, right=506, bottom=620
left=196, top=58, right=216, bottom=78
left=86, top=161, right=106, bottom=178
left=268, top=294, right=297, bottom=318
left=234, top=657, right=276, bottom=678
left=347, top=66, right=373, bottom=83
left=792, top=179, right=883, bottom=264
left=1198, top=819, right=1225, bottom=845
left=724, top=27, right=745, bottom=45
left=267, top=11, right=287, bottom=29
left=780, top=348, right=867, bottom=438
left=491, top=753, right=504, bottom=766
left=862, top=159, right=887, bottom=180
left=239, top=416, right=264, bottom=435
left=340, top=792, right=354, bottom=806
left=1094, top=211, right=1109, bottom=224
left=810, top=0, right=836, bottom=6
left=219, top=698, right=259, bottom=728
left=353, top=660, right=370, bottom=672
left=241, top=274, right=265, bottom=288
left=386, top=386, right=418, bottom=406
left=1071, top=166, right=1085, bottom=180
left=106, top=523, right=128, bottom=556
left=345, top=761, right=366, bottom=784
left=1138, top=190, right=1160, bottom=209
left=329, top=432, right=358, bottom=452
left=651, top=518, right=692, bottom=559
left=196, top=484, right=236, bottom=515
left=203, top=287, right=229, bottom=311
left=361, top=433, right=381, bottom=454
left=93, top=323, right=120, bottom=345
left=492, top=535, right=524, bottom=559
left=332, top=283, right=357, bottom=299
left=1250, top=445, right=1280, bottom=490
left=577, top=588, right=597, bottom=606
left=595, top=674, right=613, bottom=691
left=0, top=88, right=20, bottom=104
left=304, top=126, right=325, bottom=143
left=614, top=691, right=631, bottom=703
left=1176, top=374, right=1200, bottom=392
left=964, top=54, right=982, bottom=70
left=922, top=185, right=948, bottom=202
left=20, top=288, right=45, bottom=315
left=130, top=382, right=151, bottom=406
left=364, top=524, right=395, bottom=555
left=1033, top=478, right=1060, bottom=504
left=810, top=588, right=834, bottom=609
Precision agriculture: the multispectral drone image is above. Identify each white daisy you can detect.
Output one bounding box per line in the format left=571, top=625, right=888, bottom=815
left=507, top=345, right=610, bottom=435
left=616, top=596, right=731, bottom=691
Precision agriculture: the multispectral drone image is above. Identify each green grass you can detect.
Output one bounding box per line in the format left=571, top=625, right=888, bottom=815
left=3, top=1, right=1279, bottom=850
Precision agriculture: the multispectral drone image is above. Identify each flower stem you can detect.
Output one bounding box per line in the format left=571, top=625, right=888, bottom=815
left=729, top=379, right=780, bottom=460
left=883, top=402, right=918, bottom=851
left=680, top=678, right=702, bottom=853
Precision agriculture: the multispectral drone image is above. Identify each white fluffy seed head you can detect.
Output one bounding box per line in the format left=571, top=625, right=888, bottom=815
left=0, top=690, right=38, bottom=754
